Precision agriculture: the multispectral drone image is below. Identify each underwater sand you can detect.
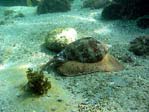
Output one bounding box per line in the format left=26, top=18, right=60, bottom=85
left=0, top=0, right=149, bottom=112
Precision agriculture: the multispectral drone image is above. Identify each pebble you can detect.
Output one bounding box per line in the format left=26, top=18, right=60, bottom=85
left=16, top=93, right=21, bottom=97
left=51, top=107, right=57, bottom=111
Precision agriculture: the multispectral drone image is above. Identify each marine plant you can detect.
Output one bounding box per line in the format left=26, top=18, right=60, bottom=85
left=26, top=68, right=51, bottom=95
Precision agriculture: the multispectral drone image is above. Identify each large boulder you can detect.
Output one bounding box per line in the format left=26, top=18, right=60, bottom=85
left=102, top=0, right=149, bottom=20
left=37, top=0, right=71, bottom=14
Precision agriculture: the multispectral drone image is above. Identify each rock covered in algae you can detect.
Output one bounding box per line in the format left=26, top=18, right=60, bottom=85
left=45, top=28, right=77, bottom=52
left=129, top=36, right=149, bottom=56
left=47, top=37, right=124, bottom=76
left=26, top=68, right=51, bottom=95
left=37, top=0, right=71, bottom=14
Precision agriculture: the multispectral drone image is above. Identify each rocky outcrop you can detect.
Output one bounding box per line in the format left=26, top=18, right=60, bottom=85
left=102, top=0, right=149, bottom=20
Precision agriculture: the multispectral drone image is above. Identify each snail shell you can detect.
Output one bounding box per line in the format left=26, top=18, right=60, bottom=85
left=52, top=37, right=109, bottom=66
left=47, top=37, right=124, bottom=76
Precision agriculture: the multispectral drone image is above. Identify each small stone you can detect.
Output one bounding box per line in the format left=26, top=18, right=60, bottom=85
left=47, top=95, right=51, bottom=97
left=16, top=93, right=21, bottom=97
left=0, top=20, right=5, bottom=25
left=57, top=99, right=63, bottom=102
left=51, top=107, right=57, bottom=111
left=83, top=0, right=110, bottom=9
left=129, top=36, right=149, bottom=56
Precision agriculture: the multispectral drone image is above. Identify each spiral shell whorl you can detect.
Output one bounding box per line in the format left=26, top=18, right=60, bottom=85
left=54, top=37, right=108, bottom=64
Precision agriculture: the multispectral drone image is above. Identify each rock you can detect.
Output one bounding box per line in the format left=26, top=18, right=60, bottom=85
left=0, top=20, right=5, bottom=25
left=83, top=0, right=110, bottom=9
left=113, top=0, right=137, bottom=4
left=45, top=28, right=77, bottom=52
left=129, top=36, right=149, bottom=56
left=3, top=9, right=25, bottom=18
left=102, top=0, right=149, bottom=20
left=0, top=0, right=26, bottom=6
left=101, top=3, right=123, bottom=20
left=14, top=13, right=25, bottom=18
left=37, top=0, right=71, bottom=14
left=26, top=0, right=39, bottom=6
left=136, top=16, right=149, bottom=29
left=45, top=37, right=124, bottom=76
left=4, top=10, right=15, bottom=16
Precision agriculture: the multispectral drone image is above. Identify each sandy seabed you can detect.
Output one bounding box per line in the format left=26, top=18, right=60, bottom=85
left=0, top=0, right=149, bottom=112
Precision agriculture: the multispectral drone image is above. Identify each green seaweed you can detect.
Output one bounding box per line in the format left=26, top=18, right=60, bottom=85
left=26, top=68, right=51, bottom=95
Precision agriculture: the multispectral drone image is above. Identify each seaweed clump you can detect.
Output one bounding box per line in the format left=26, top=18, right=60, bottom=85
left=26, top=68, right=51, bottom=95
